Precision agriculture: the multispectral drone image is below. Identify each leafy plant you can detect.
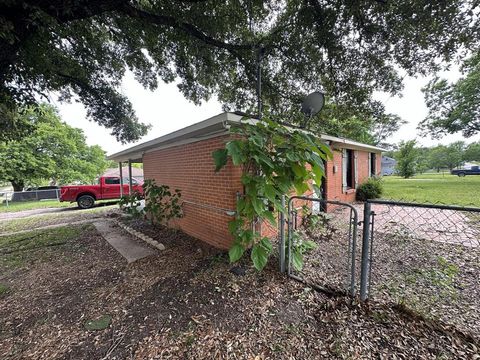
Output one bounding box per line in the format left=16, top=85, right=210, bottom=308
left=301, top=207, right=337, bottom=242
left=213, top=116, right=330, bottom=270
left=143, top=179, right=183, bottom=225
left=356, top=177, right=384, bottom=201
left=119, top=191, right=144, bottom=217
left=290, top=231, right=318, bottom=271
left=84, top=314, right=112, bottom=331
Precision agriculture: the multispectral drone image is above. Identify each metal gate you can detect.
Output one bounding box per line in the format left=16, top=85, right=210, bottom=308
left=281, top=196, right=359, bottom=296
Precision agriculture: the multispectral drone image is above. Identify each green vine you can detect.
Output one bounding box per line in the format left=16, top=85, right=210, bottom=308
left=212, top=116, right=331, bottom=270
left=143, top=180, right=183, bottom=225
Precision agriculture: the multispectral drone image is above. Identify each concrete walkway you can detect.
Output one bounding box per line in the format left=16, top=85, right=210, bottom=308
left=93, top=220, right=155, bottom=263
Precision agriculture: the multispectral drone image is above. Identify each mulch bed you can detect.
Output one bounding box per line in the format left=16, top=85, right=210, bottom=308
left=0, top=217, right=479, bottom=359
left=293, top=207, right=480, bottom=340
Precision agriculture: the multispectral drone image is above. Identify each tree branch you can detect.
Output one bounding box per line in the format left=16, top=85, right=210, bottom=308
left=119, top=3, right=255, bottom=52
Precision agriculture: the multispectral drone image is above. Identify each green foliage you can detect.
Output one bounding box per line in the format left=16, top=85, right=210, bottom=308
left=356, top=177, right=383, bottom=201
left=424, top=142, right=465, bottom=172
left=143, top=180, right=182, bottom=225
left=119, top=191, right=144, bottom=218
left=389, top=140, right=479, bottom=173
left=421, top=52, right=480, bottom=138
left=1, top=1, right=477, bottom=141
left=213, top=116, right=330, bottom=270
left=463, top=142, right=480, bottom=162
left=290, top=231, right=317, bottom=272
left=0, top=104, right=109, bottom=190
left=311, top=104, right=406, bottom=147
left=396, top=140, right=418, bottom=179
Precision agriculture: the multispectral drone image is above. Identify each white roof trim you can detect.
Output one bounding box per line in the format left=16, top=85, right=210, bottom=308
left=107, top=112, right=384, bottom=162
left=320, top=134, right=386, bottom=152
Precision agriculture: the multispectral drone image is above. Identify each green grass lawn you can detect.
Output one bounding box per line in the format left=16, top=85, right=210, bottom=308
left=0, top=199, right=119, bottom=213
left=382, top=173, right=480, bottom=207
left=0, top=205, right=117, bottom=234
left=0, top=199, right=74, bottom=213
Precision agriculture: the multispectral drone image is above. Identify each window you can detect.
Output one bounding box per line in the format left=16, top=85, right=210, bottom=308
left=346, top=149, right=354, bottom=188
left=342, top=149, right=356, bottom=192
left=105, top=177, right=120, bottom=185
left=370, top=153, right=377, bottom=177
left=122, top=177, right=138, bottom=185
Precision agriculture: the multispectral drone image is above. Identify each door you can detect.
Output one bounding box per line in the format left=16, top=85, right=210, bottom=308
left=102, top=177, right=122, bottom=199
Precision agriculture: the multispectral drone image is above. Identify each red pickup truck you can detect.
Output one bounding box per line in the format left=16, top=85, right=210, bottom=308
left=60, top=176, right=143, bottom=209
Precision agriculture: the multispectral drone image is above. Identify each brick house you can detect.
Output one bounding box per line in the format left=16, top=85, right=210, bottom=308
left=103, top=166, right=144, bottom=182
left=108, top=112, right=383, bottom=249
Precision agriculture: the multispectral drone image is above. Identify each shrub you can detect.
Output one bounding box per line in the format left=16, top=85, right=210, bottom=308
left=143, top=179, right=183, bottom=225
left=119, top=191, right=144, bottom=217
left=356, top=177, right=383, bottom=201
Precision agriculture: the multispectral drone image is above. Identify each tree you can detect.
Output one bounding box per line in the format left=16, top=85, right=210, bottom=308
left=1, top=1, right=478, bottom=141
left=445, top=141, right=465, bottom=170
left=311, top=104, right=406, bottom=146
left=396, top=140, right=418, bottom=179
left=420, top=52, right=480, bottom=138
left=415, top=146, right=431, bottom=174
left=464, top=142, right=480, bottom=162
left=0, top=104, right=109, bottom=191
left=428, top=146, right=449, bottom=172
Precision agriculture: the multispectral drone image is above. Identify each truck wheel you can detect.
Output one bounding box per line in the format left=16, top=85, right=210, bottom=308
left=458, top=172, right=466, bottom=177
left=77, top=195, right=95, bottom=209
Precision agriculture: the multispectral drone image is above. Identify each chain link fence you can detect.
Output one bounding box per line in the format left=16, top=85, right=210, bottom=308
left=362, top=200, right=480, bottom=336
left=286, top=197, right=360, bottom=296
left=1, top=188, right=61, bottom=207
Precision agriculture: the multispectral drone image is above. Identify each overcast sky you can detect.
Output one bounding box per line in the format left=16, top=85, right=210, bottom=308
left=55, top=69, right=480, bottom=156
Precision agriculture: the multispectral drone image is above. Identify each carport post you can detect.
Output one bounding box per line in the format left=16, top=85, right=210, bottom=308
left=128, top=160, right=133, bottom=195
left=119, top=162, right=124, bottom=198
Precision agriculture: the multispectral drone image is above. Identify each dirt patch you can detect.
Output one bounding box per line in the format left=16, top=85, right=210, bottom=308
left=0, top=218, right=478, bottom=359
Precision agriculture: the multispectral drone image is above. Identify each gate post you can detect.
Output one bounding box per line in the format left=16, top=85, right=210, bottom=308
left=360, top=201, right=372, bottom=301
left=279, top=195, right=286, bottom=273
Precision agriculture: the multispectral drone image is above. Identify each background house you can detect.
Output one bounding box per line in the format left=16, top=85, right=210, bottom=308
left=381, top=156, right=397, bottom=175
left=108, top=113, right=383, bottom=249
left=103, top=166, right=144, bottom=182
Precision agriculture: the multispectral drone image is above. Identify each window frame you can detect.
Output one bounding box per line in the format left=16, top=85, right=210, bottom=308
left=369, top=152, right=377, bottom=177
left=104, top=177, right=121, bottom=185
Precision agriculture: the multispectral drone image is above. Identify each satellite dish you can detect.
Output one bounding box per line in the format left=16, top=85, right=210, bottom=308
left=301, top=91, right=325, bottom=117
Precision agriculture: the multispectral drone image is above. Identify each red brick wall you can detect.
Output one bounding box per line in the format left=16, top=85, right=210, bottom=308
left=143, top=135, right=382, bottom=249
left=325, top=148, right=382, bottom=202
left=143, top=135, right=242, bottom=249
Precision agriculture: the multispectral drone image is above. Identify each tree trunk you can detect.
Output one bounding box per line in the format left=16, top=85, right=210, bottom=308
left=11, top=180, right=24, bottom=192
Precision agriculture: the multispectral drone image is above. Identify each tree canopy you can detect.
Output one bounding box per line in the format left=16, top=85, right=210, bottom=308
left=420, top=52, right=480, bottom=138
left=396, top=140, right=418, bottom=179
left=0, top=104, right=109, bottom=191
left=311, top=104, right=406, bottom=146
left=464, top=142, right=480, bottom=162
left=1, top=1, right=478, bottom=142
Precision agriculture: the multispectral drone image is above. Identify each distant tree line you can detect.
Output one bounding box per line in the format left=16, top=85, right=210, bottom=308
left=386, top=140, right=480, bottom=178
